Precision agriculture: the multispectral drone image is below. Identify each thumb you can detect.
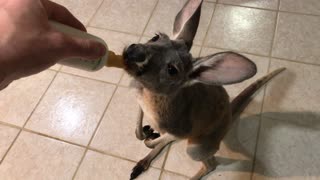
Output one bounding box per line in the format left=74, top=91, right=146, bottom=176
left=48, top=31, right=107, bottom=60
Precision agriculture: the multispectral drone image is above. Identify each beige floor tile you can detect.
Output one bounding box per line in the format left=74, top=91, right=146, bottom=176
left=205, top=4, right=277, bottom=56
left=90, top=0, right=157, bottom=34
left=88, top=28, right=141, bottom=54
left=0, top=125, right=19, bottom=161
left=161, top=171, right=188, bottom=180
left=191, top=45, right=202, bottom=58
left=144, top=0, right=215, bottom=46
left=119, top=73, right=134, bottom=87
left=51, top=0, right=104, bottom=25
left=219, top=0, right=279, bottom=10
left=0, top=71, right=56, bottom=126
left=162, top=170, right=252, bottom=180
left=164, top=140, right=202, bottom=177
left=252, top=174, right=320, bottom=180
left=253, top=117, right=320, bottom=179
left=49, top=64, right=61, bottom=71
left=263, top=59, right=320, bottom=121
left=206, top=0, right=216, bottom=2
left=90, top=87, right=166, bottom=168
left=272, top=13, right=320, bottom=65
left=26, top=73, right=116, bottom=145
left=280, top=0, right=320, bottom=15
left=0, top=131, right=84, bottom=180
left=165, top=134, right=256, bottom=179
left=61, top=28, right=140, bottom=84
left=200, top=47, right=270, bottom=115
left=252, top=176, right=319, bottom=180
left=165, top=114, right=259, bottom=179
left=74, top=150, right=161, bottom=180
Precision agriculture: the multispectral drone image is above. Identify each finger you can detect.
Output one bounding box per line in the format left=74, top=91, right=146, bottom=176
left=43, top=0, right=86, bottom=32
left=47, top=31, right=107, bottom=60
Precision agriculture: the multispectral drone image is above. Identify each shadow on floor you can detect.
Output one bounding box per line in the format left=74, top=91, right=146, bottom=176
left=205, top=111, right=320, bottom=178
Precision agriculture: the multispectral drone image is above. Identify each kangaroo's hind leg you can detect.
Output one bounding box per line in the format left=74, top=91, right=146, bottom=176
left=130, top=133, right=178, bottom=180
left=186, top=124, right=228, bottom=180
left=187, top=139, right=220, bottom=180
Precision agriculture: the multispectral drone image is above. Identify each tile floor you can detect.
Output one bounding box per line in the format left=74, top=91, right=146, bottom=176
left=1, top=0, right=320, bottom=179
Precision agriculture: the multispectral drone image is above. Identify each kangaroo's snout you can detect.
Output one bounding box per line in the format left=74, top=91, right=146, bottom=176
left=124, top=44, right=146, bottom=63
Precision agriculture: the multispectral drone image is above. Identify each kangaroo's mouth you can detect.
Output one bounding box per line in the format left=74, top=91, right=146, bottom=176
left=123, top=48, right=148, bottom=77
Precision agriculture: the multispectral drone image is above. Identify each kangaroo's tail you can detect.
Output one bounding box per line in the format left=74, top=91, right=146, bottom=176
left=231, top=68, right=286, bottom=120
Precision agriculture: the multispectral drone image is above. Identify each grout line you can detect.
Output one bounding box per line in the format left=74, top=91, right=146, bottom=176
left=88, top=25, right=142, bottom=37
left=210, top=1, right=320, bottom=17
left=162, top=169, right=191, bottom=179
left=23, top=128, right=87, bottom=148
left=59, top=68, right=142, bottom=89
left=114, top=0, right=161, bottom=86
left=87, top=146, right=162, bottom=171
left=62, top=4, right=320, bottom=68
left=85, top=0, right=106, bottom=27
left=0, top=122, right=21, bottom=130
left=268, top=5, right=280, bottom=57
left=58, top=71, right=120, bottom=86
left=268, top=56, right=320, bottom=67
left=250, top=1, right=281, bottom=178
left=3, top=122, right=88, bottom=151
left=275, top=9, right=320, bottom=17
left=57, top=71, right=133, bottom=88
left=215, top=2, right=279, bottom=12
left=71, top=74, right=124, bottom=179
left=0, top=120, right=164, bottom=170
left=199, top=1, right=217, bottom=56
left=249, top=114, right=263, bottom=180
left=249, top=58, right=272, bottom=180
left=200, top=45, right=320, bottom=67
left=0, top=71, right=59, bottom=165
left=138, top=0, right=160, bottom=42
left=158, top=144, right=172, bottom=180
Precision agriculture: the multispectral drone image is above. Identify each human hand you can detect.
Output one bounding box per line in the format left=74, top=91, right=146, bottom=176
left=0, top=0, right=106, bottom=89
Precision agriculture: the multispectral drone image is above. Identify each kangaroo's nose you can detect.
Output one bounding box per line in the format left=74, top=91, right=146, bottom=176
left=125, top=44, right=146, bottom=63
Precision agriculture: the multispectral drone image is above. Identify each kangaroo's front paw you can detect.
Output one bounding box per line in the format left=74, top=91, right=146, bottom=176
left=135, top=125, right=156, bottom=141
left=142, top=125, right=154, bottom=137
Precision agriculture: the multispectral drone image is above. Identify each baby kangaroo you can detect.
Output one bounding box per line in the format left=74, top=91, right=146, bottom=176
left=123, top=0, right=285, bottom=179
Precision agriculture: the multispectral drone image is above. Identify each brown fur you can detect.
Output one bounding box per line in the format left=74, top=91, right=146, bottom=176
left=123, top=0, right=285, bottom=179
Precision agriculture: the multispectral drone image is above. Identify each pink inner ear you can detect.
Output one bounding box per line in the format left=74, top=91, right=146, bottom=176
left=173, top=0, right=203, bottom=41
left=199, top=53, right=257, bottom=85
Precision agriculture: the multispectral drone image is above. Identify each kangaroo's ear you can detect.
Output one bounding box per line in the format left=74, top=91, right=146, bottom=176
left=189, top=52, right=257, bottom=85
left=173, top=0, right=203, bottom=51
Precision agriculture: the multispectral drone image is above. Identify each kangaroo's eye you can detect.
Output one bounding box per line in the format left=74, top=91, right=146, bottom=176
left=151, top=34, right=160, bottom=42
left=167, top=64, right=178, bottom=76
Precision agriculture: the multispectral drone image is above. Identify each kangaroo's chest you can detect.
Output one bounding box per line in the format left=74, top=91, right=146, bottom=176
left=136, top=85, right=230, bottom=138
left=137, top=89, right=192, bottom=136
left=137, top=90, right=165, bottom=133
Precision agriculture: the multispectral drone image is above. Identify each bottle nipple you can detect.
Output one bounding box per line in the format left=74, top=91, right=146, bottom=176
left=106, top=51, right=125, bottom=68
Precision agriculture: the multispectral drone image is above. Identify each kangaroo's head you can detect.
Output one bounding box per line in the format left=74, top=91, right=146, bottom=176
left=123, top=0, right=257, bottom=95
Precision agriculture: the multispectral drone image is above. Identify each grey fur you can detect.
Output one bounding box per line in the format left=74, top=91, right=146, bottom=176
left=123, top=0, right=285, bottom=179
